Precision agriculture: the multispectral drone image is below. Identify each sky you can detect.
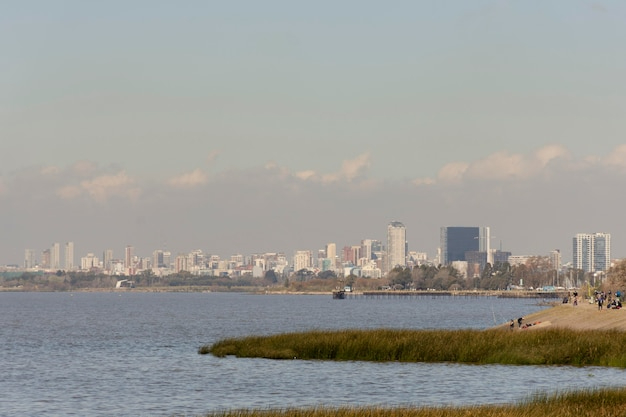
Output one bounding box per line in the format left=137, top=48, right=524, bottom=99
left=2, top=1, right=626, bottom=266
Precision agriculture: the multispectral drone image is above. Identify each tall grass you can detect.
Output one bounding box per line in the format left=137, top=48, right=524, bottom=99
left=201, top=388, right=626, bottom=417
left=200, top=328, right=626, bottom=367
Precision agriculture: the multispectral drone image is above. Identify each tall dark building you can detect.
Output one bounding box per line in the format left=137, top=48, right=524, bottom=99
left=440, top=226, right=490, bottom=265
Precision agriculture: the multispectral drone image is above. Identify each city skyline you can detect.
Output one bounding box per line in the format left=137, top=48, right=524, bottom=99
left=16, top=227, right=614, bottom=274
left=3, top=2, right=626, bottom=265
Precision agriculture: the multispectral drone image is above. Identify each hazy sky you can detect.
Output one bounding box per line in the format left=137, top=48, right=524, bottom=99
left=2, top=1, right=626, bottom=265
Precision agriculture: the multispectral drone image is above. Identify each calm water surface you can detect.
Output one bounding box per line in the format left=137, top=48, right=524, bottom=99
left=1, top=292, right=625, bottom=416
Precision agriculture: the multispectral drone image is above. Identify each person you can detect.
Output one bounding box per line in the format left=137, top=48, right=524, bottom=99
left=598, top=296, right=603, bottom=310
left=517, top=317, right=523, bottom=328
left=510, top=319, right=515, bottom=330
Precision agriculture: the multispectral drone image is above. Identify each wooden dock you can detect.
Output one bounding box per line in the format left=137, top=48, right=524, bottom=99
left=339, top=290, right=568, bottom=300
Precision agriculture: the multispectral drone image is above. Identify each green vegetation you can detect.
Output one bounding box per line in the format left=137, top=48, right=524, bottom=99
left=201, top=328, right=626, bottom=367
left=200, top=388, right=626, bottom=417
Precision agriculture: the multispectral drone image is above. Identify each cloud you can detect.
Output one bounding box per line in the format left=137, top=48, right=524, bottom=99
left=72, top=161, right=98, bottom=177
left=604, top=144, right=626, bottom=170
left=40, top=165, right=61, bottom=176
left=167, top=169, right=209, bottom=188
left=56, top=185, right=82, bottom=199
left=416, top=144, right=573, bottom=186
left=295, top=170, right=316, bottom=181
left=335, top=152, right=371, bottom=182
left=437, top=161, right=469, bottom=184
left=80, top=171, right=140, bottom=202
left=291, top=153, right=372, bottom=184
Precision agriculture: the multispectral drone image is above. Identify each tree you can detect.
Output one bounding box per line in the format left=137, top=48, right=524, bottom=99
left=388, top=266, right=412, bottom=289
left=264, top=269, right=278, bottom=283
left=606, top=259, right=626, bottom=292
left=317, top=270, right=337, bottom=279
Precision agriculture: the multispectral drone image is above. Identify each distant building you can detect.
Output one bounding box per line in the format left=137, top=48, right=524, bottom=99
left=549, top=249, right=562, bottom=271
left=64, top=242, right=74, bottom=270
left=124, top=246, right=134, bottom=269
left=41, top=249, right=51, bottom=269
left=24, top=249, right=36, bottom=269
left=103, top=249, right=114, bottom=272
left=386, top=221, right=406, bottom=272
left=440, top=226, right=490, bottom=265
left=81, top=253, right=99, bottom=270
left=51, top=242, right=61, bottom=270
left=573, top=233, right=611, bottom=273
left=293, top=250, right=313, bottom=272
left=508, top=255, right=531, bottom=266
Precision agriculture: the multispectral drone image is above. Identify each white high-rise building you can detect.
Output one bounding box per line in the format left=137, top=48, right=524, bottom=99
left=81, top=253, right=99, bottom=270
left=125, top=246, right=134, bottom=269
left=386, top=221, right=406, bottom=273
left=51, top=243, right=61, bottom=270
left=573, top=233, right=611, bottom=273
left=64, top=242, right=74, bottom=270
left=549, top=249, right=562, bottom=271
left=361, top=239, right=373, bottom=261
left=24, top=249, right=36, bottom=269
left=103, top=249, right=114, bottom=271
left=293, top=250, right=313, bottom=272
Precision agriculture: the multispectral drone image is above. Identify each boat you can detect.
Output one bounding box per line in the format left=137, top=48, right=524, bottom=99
left=332, top=290, right=346, bottom=299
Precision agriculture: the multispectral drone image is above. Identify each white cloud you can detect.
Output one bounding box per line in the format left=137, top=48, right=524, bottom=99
left=604, top=144, right=626, bottom=170
left=412, top=177, right=435, bottom=186
left=40, top=165, right=61, bottom=176
left=337, top=152, right=371, bottom=182
left=295, top=170, right=316, bottom=180
left=56, top=185, right=82, bottom=199
left=167, top=169, right=209, bottom=188
left=80, top=171, right=139, bottom=202
left=534, top=144, right=570, bottom=167
left=71, top=161, right=98, bottom=177
left=418, top=144, right=573, bottom=185
left=437, top=161, right=469, bottom=184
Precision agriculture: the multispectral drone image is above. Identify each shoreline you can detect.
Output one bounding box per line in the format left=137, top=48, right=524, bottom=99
left=496, top=298, right=626, bottom=331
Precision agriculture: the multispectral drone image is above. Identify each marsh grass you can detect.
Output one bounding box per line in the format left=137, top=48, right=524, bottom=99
left=201, top=388, right=626, bottom=417
left=201, top=328, right=626, bottom=367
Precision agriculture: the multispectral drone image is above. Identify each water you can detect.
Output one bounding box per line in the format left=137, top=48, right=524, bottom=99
left=1, top=292, right=624, bottom=416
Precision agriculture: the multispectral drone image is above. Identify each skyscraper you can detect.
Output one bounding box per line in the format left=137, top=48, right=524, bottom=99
left=51, top=242, right=61, bottom=270
left=573, top=233, right=610, bottom=273
left=125, top=245, right=134, bottom=269
left=440, top=226, right=490, bottom=265
left=64, top=242, right=74, bottom=270
left=386, top=221, right=406, bottom=272
left=325, top=243, right=336, bottom=268
left=24, top=249, right=36, bottom=269
left=549, top=249, right=562, bottom=271
left=103, top=249, right=113, bottom=271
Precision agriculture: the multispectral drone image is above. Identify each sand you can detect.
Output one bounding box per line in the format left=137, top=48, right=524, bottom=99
left=499, top=298, right=626, bottom=331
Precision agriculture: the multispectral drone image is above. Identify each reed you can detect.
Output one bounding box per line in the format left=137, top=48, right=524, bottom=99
left=201, top=328, right=626, bottom=367
left=201, top=387, right=626, bottom=417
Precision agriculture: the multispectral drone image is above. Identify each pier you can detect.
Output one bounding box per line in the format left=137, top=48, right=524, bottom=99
left=338, top=290, right=568, bottom=300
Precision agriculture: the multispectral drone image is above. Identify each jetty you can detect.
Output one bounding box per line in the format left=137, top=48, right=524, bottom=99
left=335, top=290, right=568, bottom=300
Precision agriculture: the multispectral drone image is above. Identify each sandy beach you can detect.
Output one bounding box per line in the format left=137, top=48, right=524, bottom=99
left=500, top=298, right=626, bottom=331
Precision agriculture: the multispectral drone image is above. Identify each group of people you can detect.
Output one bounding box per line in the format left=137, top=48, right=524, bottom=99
left=509, top=316, right=539, bottom=330
left=595, top=290, right=622, bottom=310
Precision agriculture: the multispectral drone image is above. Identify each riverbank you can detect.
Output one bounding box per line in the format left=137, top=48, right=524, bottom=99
left=497, top=297, right=626, bottom=331
left=202, top=387, right=626, bottom=417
